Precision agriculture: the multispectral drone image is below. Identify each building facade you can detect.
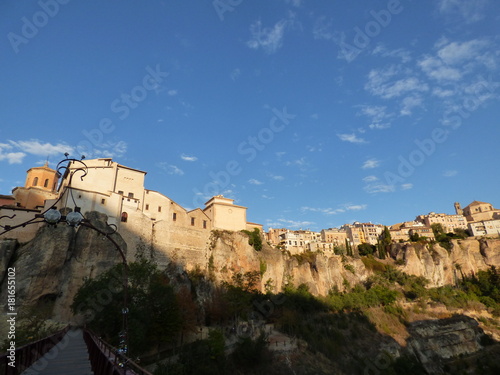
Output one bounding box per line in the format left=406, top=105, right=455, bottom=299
left=415, top=212, right=468, bottom=233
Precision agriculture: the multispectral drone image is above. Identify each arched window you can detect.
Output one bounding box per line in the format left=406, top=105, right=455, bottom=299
left=44, top=179, right=49, bottom=188
left=33, top=177, right=38, bottom=186
left=121, top=212, right=128, bottom=223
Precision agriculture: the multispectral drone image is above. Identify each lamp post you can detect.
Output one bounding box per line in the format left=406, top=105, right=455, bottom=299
left=0, top=155, right=130, bottom=371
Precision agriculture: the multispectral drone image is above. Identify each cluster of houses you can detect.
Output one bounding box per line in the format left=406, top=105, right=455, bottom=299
left=1, top=158, right=499, bottom=257
left=266, top=202, right=500, bottom=254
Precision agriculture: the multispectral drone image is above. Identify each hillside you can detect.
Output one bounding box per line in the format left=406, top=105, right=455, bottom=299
left=1, top=212, right=500, bottom=374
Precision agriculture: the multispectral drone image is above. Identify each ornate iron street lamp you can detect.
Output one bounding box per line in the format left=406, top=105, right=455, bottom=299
left=0, top=154, right=130, bottom=370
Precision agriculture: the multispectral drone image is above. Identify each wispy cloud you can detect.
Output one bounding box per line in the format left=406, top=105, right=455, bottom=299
left=268, top=173, right=284, bottom=181
left=181, top=154, right=197, bottom=162
left=0, top=139, right=75, bottom=164
left=372, top=44, right=412, bottom=63
left=363, top=175, right=379, bottom=183
left=157, top=162, right=184, bottom=175
left=0, top=143, right=25, bottom=164
left=364, top=183, right=395, bottom=194
left=9, top=139, right=73, bottom=156
left=337, top=133, right=367, bottom=144
left=247, top=14, right=295, bottom=54
left=167, top=89, right=178, bottom=96
left=401, top=183, right=413, bottom=190
left=443, top=170, right=458, bottom=177
left=230, top=68, right=241, bottom=81
left=365, top=66, right=429, bottom=99
left=267, top=218, right=315, bottom=229
left=362, top=159, right=380, bottom=169
left=400, top=95, right=424, bottom=116
left=248, top=178, right=263, bottom=185
left=302, top=203, right=367, bottom=215
left=437, top=0, right=489, bottom=23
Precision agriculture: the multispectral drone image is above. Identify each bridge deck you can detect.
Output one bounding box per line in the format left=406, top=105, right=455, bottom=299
left=21, top=329, right=93, bottom=375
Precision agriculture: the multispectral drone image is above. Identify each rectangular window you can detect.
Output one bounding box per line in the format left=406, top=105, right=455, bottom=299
left=173, top=213, right=177, bottom=221
left=118, top=190, right=124, bottom=195
left=128, top=192, right=134, bottom=198
left=158, top=206, right=162, bottom=213
left=101, top=199, right=106, bottom=204
left=191, top=217, right=195, bottom=226
left=203, top=220, right=207, bottom=229
left=145, top=204, right=149, bottom=210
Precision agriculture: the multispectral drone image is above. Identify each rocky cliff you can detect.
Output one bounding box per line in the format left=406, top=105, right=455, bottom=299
left=1, top=214, right=500, bottom=323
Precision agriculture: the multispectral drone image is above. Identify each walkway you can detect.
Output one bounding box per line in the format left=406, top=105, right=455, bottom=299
left=21, top=329, right=93, bottom=375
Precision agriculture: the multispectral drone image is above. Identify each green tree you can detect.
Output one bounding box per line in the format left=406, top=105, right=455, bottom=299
left=358, top=243, right=375, bottom=256
left=71, top=259, right=183, bottom=355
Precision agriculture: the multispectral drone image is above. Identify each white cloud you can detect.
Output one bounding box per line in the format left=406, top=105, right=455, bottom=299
left=302, top=204, right=367, bottom=215
left=247, top=15, right=294, bottom=54
left=312, top=16, right=335, bottom=41
left=92, top=141, right=127, bottom=159
left=337, top=133, right=367, bottom=144
left=400, top=95, right=424, bottom=116
left=372, top=44, right=412, bottom=63
left=285, top=157, right=309, bottom=170
left=443, top=170, right=458, bottom=177
left=157, top=162, right=184, bottom=175
left=369, top=123, right=391, bottom=130
left=418, top=56, right=462, bottom=81
left=366, top=73, right=429, bottom=99
left=167, top=89, right=178, bottom=96
left=432, top=87, right=455, bottom=97
left=362, top=159, right=380, bottom=169
left=401, top=183, right=413, bottom=190
left=230, top=68, right=241, bottom=81
left=181, top=154, right=197, bottom=162
left=437, top=39, right=489, bottom=65
left=0, top=151, right=25, bottom=164
left=363, top=175, right=379, bottom=183
left=268, top=173, right=284, bottom=181
left=9, top=139, right=73, bottom=156
left=364, top=183, right=395, bottom=194
left=248, top=178, right=263, bottom=185
left=437, top=0, right=489, bottom=23
left=272, top=218, right=314, bottom=229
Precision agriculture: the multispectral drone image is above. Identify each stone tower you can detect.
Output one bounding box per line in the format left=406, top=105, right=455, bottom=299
left=454, top=202, right=463, bottom=216
left=12, top=162, right=60, bottom=209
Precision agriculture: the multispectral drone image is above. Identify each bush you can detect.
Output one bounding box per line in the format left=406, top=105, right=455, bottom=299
left=241, top=228, right=263, bottom=251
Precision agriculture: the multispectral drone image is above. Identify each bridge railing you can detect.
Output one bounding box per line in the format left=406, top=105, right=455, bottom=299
left=0, top=326, right=69, bottom=375
left=83, top=329, right=153, bottom=375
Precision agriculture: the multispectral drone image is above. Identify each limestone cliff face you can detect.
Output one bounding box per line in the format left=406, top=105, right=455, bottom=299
left=0, top=212, right=126, bottom=322
left=391, top=239, right=500, bottom=287
left=1, top=217, right=500, bottom=325
left=407, top=315, right=488, bottom=374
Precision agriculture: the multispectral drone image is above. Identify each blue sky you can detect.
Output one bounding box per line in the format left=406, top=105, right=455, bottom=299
left=1, top=0, right=499, bottom=231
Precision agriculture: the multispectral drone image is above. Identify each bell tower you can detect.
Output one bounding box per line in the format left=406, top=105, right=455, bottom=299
left=454, top=202, right=463, bottom=215
left=12, top=162, right=60, bottom=209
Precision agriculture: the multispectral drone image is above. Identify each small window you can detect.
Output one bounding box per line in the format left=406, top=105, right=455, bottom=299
left=145, top=204, right=149, bottom=210
left=101, top=199, right=106, bottom=204
left=33, top=177, right=38, bottom=186
left=121, top=212, right=128, bottom=222
left=118, top=190, right=124, bottom=195
left=128, top=192, right=134, bottom=198
left=203, top=220, right=207, bottom=229
left=191, top=217, right=195, bottom=226
left=173, top=213, right=177, bottom=221
left=158, top=206, right=162, bottom=212
left=44, top=179, right=49, bottom=188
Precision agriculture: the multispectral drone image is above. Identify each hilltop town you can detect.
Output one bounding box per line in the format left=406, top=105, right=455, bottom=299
left=1, top=158, right=499, bottom=256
